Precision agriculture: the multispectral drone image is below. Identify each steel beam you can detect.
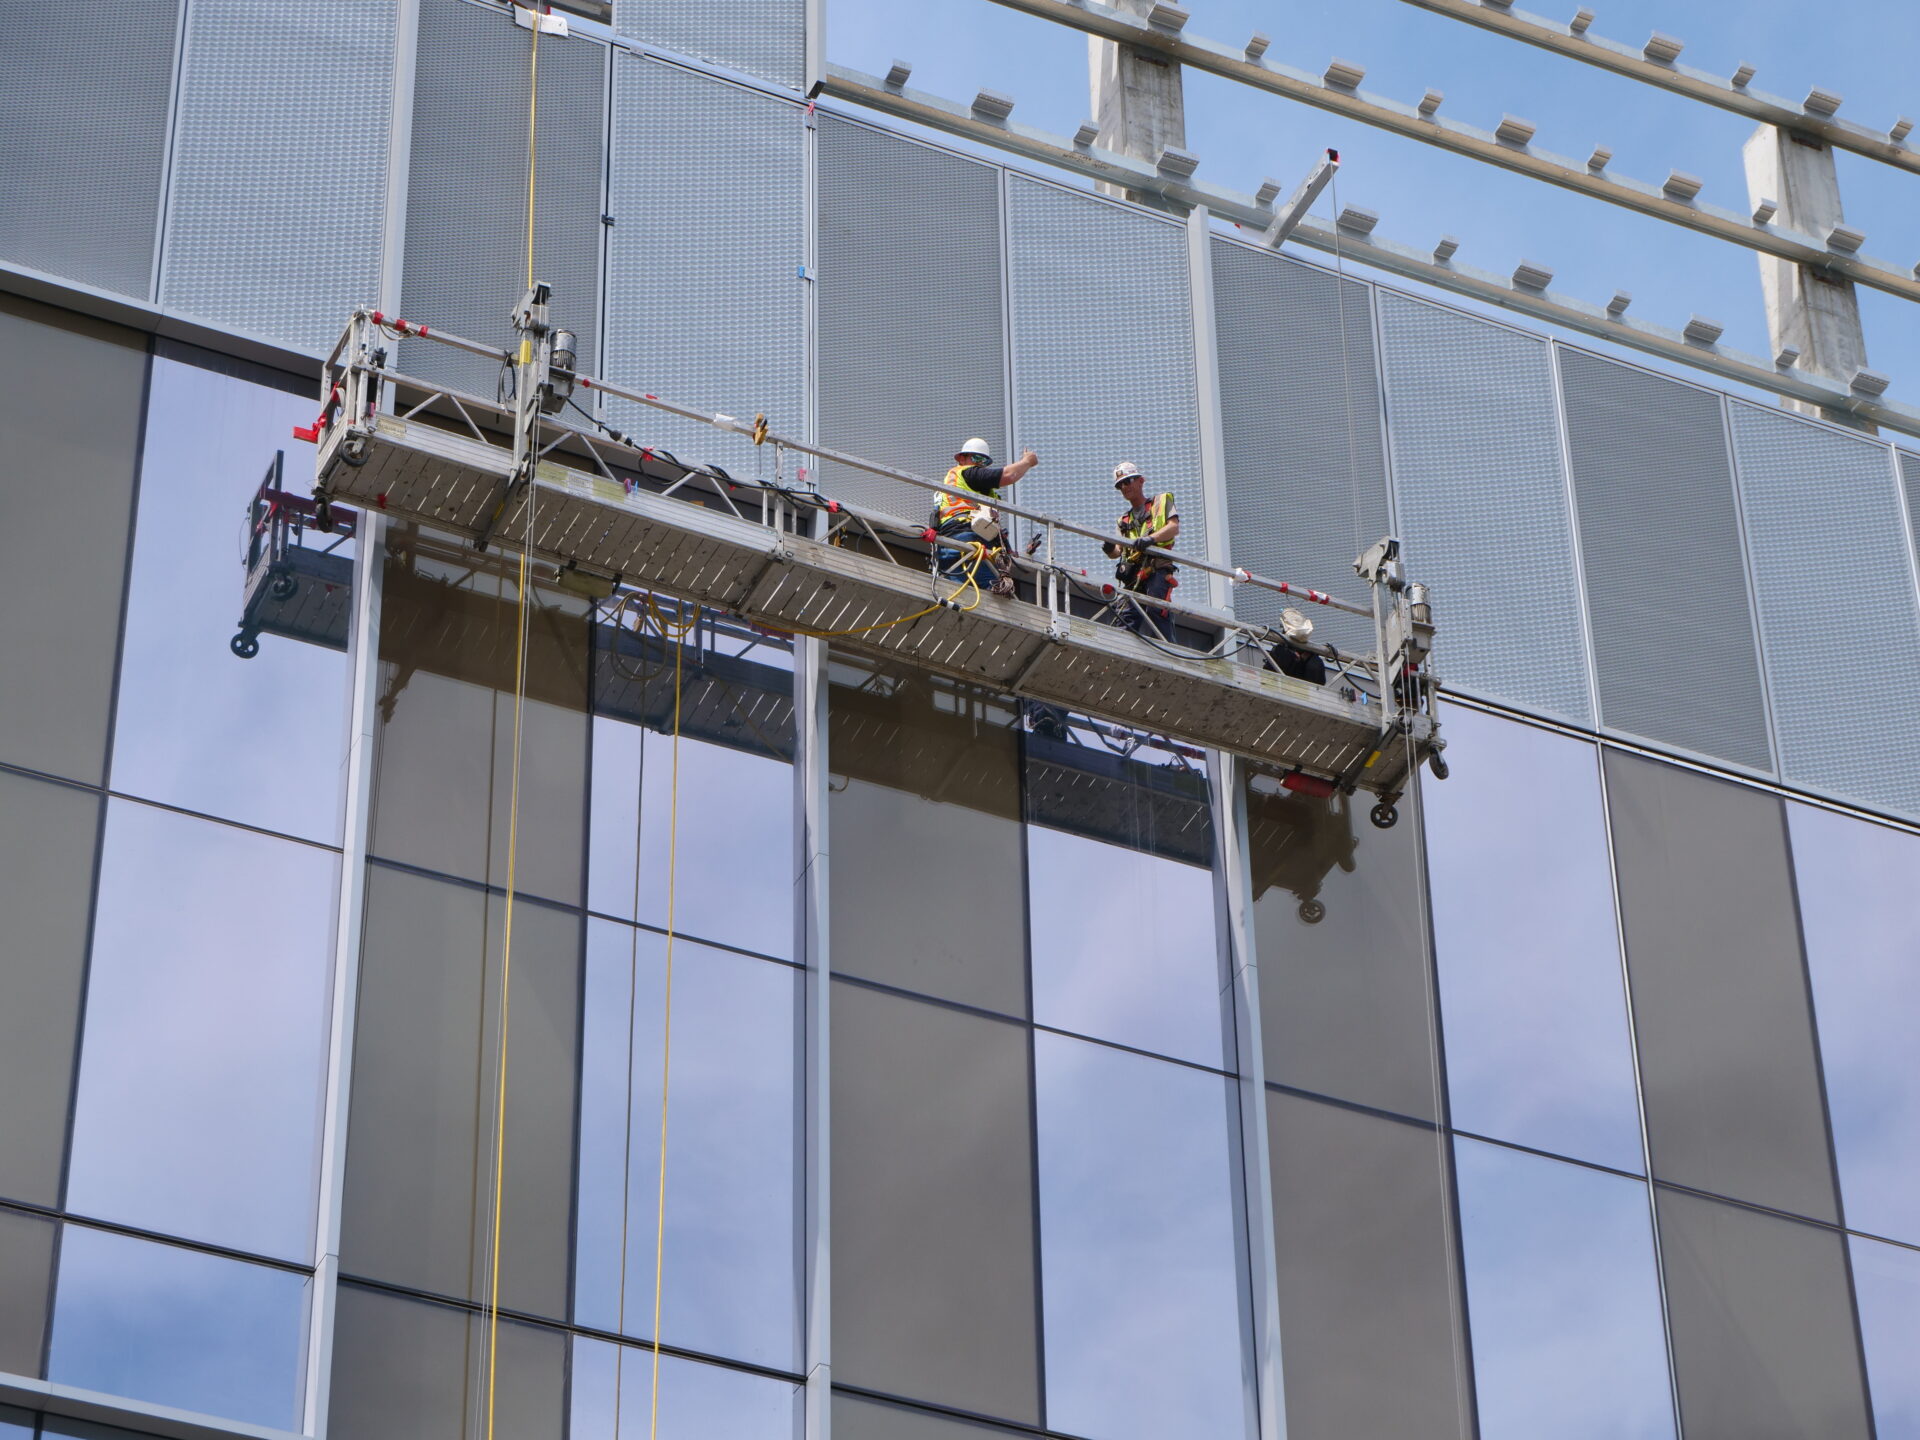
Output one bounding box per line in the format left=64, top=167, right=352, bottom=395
left=817, top=68, right=1920, bottom=445
left=1391, top=0, right=1920, bottom=178
left=974, top=0, right=1920, bottom=304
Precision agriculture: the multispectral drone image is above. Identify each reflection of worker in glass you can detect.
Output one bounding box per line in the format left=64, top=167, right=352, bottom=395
left=1102, top=462, right=1179, bottom=633
left=934, top=437, right=1037, bottom=596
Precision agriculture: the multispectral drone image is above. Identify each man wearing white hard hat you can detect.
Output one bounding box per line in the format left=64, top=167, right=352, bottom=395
left=932, top=437, right=1038, bottom=596
left=1102, top=461, right=1180, bottom=634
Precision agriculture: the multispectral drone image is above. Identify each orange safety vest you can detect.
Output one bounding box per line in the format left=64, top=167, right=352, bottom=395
left=1117, top=492, right=1177, bottom=567
left=934, top=463, right=993, bottom=526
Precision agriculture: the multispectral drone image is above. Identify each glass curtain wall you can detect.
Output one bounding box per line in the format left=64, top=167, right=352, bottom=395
left=0, top=303, right=344, bottom=1433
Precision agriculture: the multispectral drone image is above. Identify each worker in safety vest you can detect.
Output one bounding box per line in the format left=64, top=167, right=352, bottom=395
left=1102, top=462, right=1179, bottom=633
left=934, top=438, right=1037, bottom=596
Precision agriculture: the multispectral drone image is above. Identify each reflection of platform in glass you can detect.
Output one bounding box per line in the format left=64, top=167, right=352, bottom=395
left=316, top=410, right=1429, bottom=798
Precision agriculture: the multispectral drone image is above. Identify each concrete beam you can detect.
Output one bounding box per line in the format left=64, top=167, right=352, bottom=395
left=1389, top=0, right=1920, bottom=177
left=1744, top=125, right=1874, bottom=430
left=978, top=0, right=1920, bottom=305
left=817, top=67, right=1920, bottom=445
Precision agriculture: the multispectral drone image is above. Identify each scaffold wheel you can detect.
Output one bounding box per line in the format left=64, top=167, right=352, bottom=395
left=230, top=632, right=260, bottom=659
left=1369, top=801, right=1399, bottom=830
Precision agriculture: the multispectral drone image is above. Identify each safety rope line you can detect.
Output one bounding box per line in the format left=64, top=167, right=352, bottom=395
left=644, top=594, right=697, bottom=1440
left=482, top=14, right=541, bottom=1440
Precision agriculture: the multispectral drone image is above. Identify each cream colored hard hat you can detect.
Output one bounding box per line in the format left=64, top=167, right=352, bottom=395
left=1280, top=607, right=1314, bottom=643
left=956, top=438, right=992, bottom=462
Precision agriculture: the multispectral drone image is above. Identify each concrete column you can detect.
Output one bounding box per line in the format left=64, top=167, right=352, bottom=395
left=1089, top=0, right=1186, bottom=211
left=1743, top=125, right=1873, bottom=430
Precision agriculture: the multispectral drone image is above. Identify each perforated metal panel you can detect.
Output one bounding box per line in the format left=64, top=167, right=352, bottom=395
left=1730, top=406, right=1920, bottom=819
left=401, top=0, right=606, bottom=397
left=1005, top=178, right=1203, bottom=581
left=1377, top=294, right=1591, bottom=726
left=603, top=58, right=805, bottom=480
left=161, top=0, right=394, bottom=354
left=819, top=118, right=1006, bottom=523
left=0, top=0, right=178, bottom=297
left=1901, top=451, right=1920, bottom=551
left=612, top=0, right=803, bottom=91
left=1558, top=348, right=1774, bottom=775
left=1212, top=237, right=1389, bottom=651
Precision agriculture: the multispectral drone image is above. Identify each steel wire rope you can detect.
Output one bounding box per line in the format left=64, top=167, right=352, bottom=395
left=481, top=13, right=542, bottom=1440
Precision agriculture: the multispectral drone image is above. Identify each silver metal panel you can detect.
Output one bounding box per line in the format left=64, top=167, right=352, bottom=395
left=161, top=0, right=395, bottom=354
left=1730, top=407, right=1920, bottom=819
left=817, top=118, right=1006, bottom=523
left=1377, top=293, right=1592, bottom=726
left=613, top=0, right=804, bottom=91
left=400, top=0, right=606, bottom=395
left=0, top=0, right=178, bottom=297
left=1212, top=236, right=1389, bottom=652
left=604, top=58, right=805, bottom=482
left=1901, top=452, right=1920, bottom=556
left=1006, top=177, right=1205, bottom=580
left=1558, top=348, right=1775, bottom=775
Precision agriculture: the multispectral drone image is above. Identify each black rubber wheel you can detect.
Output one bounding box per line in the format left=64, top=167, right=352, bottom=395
left=230, top=633, right=260, bottom=659
left=1428, top=750, right=1450, bottom=780
left=1298, top=898, right=1327, bottom=925
left=1369, top=801, right=1399, bottom=830
left=270, top=574, right=299, bottom=601
left=315, top=498, right=334, bottom=533
left=338, top=435, right=371, bottom=468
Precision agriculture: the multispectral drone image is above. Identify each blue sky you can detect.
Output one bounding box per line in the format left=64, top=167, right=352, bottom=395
left=825, top=0, right=1920, bottom=406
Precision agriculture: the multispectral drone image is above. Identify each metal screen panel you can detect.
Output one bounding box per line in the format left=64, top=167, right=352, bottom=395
left=161, top=0, right=394, bottom=354
left=1901, top=451, right=1920, bottom=568
left=613, top=0, right=803, bottom=91
left=401, top=0, right=606, bottom=397
left=0, top=0, right=178, bottom=297
left=1558, top=348, right=1774, bottom=774
left=1006, top=178, right=1203, bottom=581
left=1212, top=237, right=1389, bottom=651
left=603, top=58, right=804, bottom=481
left=818, top=118, right=1006, bottom=523
left=1377, top=294, right=1592, bottom=726
left=1730, top=405, right=1920, bottom=819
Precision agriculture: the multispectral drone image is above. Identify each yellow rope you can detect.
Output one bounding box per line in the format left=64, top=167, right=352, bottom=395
left=642, top=596, right=697, bottom=1440
left=772, top=543, right=989, bottom=638
left=484, top=14, right=541, bottom=1440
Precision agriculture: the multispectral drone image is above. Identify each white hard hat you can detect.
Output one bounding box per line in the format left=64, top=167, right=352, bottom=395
left=956, top=438, right=992, bottom=462
left=1280, top=607, right=1314, bottom=643
left=1112, top=461, right=1144, bottom=487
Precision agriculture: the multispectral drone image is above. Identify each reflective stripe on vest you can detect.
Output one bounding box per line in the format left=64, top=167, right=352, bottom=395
left=935, top=463, right=989, bottom=523
left=1118, top=492, right=1175, bottom=550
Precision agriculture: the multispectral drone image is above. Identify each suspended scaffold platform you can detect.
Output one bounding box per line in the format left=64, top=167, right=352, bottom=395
left=301, top=305, right=1445, bottom=821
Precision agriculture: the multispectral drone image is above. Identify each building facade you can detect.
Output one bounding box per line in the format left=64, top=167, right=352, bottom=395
left=3, top=3, right=1920, bottom=1439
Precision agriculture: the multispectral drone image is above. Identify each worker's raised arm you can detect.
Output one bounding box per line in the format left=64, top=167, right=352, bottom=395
left=999, top=449, right=1039, bottom=485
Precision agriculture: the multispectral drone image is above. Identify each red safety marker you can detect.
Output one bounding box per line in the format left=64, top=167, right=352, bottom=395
left=1280, top=771, right=1338, bottom=799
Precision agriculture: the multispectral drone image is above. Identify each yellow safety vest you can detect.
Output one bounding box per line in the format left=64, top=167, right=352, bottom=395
left=934, top=463, right=992, bottom=525
left=1118, top=492, right=1176, bottom=565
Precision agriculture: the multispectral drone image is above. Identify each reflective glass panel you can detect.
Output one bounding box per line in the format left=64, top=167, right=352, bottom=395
left=46, top=1225, right=306, bottom=1430
left=0, top=770, right=97, bottom=1208
left=1035, top=1031, right=1248, bottom=1440
left=1267, top=1091, right=1468, bottom=1440
left=1656, top=1187, right=1870, bottom=1440
left=1028, top=782, right=1223, bottom=1067
left=601, top=724, right=794, bottom=959
left=342, top=865, right=579, bottom=1319
left=1248, top=775, right=1438, bottom=1118
left=1426, top=710, right=1642, bottom=1170
left=1852, top=1234, right=1920, bottom=1440
left=569, top=1336, right=800, bottom=1438
left=0, top=1405, right=30, bottom=1438
left=1605, top=751, right=1839, bottom=1221
left=1789, top=803, right=1920, bottom=1245
left=65, top=800, right=335, bottom=1261
left=828, top=660, right=1027, bottom=1016
left=0, top=299, right=144, bottom=786
left=836, top=1394, right=1031, bottom=1438
left=0, top=1207, right=54, bottom=1377
left=328, top=1282, right=565, bottom=1440
left=111, top=354, right=349, bottom=843
left=1455, top=1138, right=1674, bottom=1440
left=831, top=980, right=1040, bottom=1425
left=575, top=919, right=798, bottom=1369
left=373, top=539, right=588, bottom=906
